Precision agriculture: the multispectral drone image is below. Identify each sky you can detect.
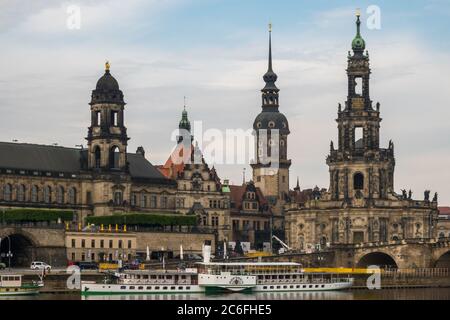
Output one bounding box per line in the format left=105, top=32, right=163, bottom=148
left=0, top=0, right=450, bottom=204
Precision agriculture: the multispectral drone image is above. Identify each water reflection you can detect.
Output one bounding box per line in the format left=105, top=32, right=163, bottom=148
left=82, top=291, right=353, bottom=301
left=82, top=288, right=450, bottom=300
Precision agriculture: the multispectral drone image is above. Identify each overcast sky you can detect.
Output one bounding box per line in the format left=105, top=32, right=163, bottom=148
left=0, top=0, right=449, bottom=205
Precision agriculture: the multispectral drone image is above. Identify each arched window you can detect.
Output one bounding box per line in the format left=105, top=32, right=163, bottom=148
left=44, top=186, right=52, bottom=203
left=3, top=184, right=12, bottom=201
left=94, top=146, right=101, bottom=168
left=68, top=187, right=77, bottom=204
left=114, top=191, right=122, bottom=206
left=109, top=146, right=120, bottom=169
left=57, top=186, right=65, bottom=204
left=31, top=185, right=39, bottom=202
left=17, top=184, right=25, bottom=202
left=353, top=172, right=364, bottom=190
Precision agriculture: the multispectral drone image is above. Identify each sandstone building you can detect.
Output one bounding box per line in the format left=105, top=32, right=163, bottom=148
left=285, top=14, right=439, bottom=254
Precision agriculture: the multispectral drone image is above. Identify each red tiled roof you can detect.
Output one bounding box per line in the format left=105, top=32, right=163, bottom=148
left=439, top=206, right=450, bottom=215
left=157, top=144, right=193, bottom=179
left=228, top=183, right=268, bottom=213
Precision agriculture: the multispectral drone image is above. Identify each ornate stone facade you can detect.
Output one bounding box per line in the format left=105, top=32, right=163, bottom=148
left=0, top=63, right=178, bottom=223
left=285, top=15, right=439, bottom=252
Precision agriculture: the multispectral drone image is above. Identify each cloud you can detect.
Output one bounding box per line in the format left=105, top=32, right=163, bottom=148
left=0, top=2, right=449, bottom=204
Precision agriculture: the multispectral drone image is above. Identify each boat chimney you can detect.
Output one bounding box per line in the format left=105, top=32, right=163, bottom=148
left=203, top=240, right=212, bottom=263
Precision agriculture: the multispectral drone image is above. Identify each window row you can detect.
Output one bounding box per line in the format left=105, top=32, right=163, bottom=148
left=71, top=238, right=133, bottom=249
left=130, top=193, right=169, bottom=209
left=232, top=219, right=270, bottom=231
left=1, top=184, right=77, bottom=204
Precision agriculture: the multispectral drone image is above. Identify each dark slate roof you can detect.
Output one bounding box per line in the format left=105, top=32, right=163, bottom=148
left=0, top=141, right=165, bottom=180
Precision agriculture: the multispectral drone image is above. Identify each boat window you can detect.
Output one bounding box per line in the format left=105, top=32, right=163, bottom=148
left=171, top=286, right=175, bottom=290
left=143, top=275, right=148, bottom=279
left=186, top=287, right=190, bottom=290
left=146, top=286, right=151, bottom=290
left=270, top=286, right=274, bottom=289
left=120, top=286, right=126, bottom=290
left=285, top=275, right=290, bottom=279
left=138, top=286, right=143, bottom=290
left=178, top=287, right=183, bottom=290
left=155, top=286, right=160, bottom=290
left=151, top=275, right=157, bottom=279
left=279, top=275, right=284, bottom=279
left=166, top=275, right=172, bottom=279
left=163, top=287, right=168, bottom=290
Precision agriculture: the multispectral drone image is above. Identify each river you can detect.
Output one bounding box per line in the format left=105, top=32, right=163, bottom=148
left=1, top=288, right=449, bottom=300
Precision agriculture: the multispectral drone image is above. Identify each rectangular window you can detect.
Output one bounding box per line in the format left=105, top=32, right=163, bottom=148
left=354, top=127, right=363, bottom=147
left=81, top=239, right=85, bottom=248
left=100, top=240, right=104, bottom=249
left=71, top=252, right=76, bottom=261
left=118, top=240, right=123, bottom=249
left=109, top=240, right=113, bottom=249
left=128, top=240, right=132, bottom=249
left=161, top=196, right=168, bottom=208
left=91, top=239, right=95, bottom=248
left=71, top=239, right=76, bottom=248
left=150, top=196, right=157, bottom=208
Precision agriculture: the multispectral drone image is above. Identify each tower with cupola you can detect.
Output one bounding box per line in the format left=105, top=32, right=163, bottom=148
left=86, top=62, right=129, bottom=172
left=327, top=12, right=395, bottom=202
left=251, top=25, right=291, bottom=202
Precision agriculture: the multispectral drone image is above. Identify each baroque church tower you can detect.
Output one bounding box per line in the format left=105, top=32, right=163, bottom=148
left=251, top=25, right=291, bottom=202
left=327, top=13, right=395, bottom=203
left=87, top=62, right=129, bottom=172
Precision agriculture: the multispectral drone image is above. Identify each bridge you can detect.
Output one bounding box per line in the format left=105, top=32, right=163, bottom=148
left=333, top=238, right=450, bottom=269
left=0, top=225, right=66, bottom=267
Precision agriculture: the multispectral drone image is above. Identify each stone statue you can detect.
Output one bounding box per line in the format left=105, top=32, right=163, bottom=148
left=338, top=103, right=342, bottom=112
left=330, top=140, right=334, bottom=151
left=408, top=190, right=412, bottom=199
left=376, top=102, right=380, bottom=111
left=424, top=190, right=430, bottom=201
left=401, top=189, right=407, bottom=199
left=433, top=192, right=438, bottom=202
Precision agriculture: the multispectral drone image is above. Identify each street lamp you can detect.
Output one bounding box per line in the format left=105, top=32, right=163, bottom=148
left=0, top=235, right=12, bottom=270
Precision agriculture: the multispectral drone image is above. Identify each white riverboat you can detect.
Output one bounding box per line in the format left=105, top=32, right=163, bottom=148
left=0, top=274, right=43, bottom=296
left=81, top=243, right=352, bottom=295
left=81, top=269, right=202, bottom=296
left=197, top=262, right=353, bottom=293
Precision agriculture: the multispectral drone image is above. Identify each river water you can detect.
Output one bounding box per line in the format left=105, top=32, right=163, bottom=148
left=1, top=288, right=450, bottom=300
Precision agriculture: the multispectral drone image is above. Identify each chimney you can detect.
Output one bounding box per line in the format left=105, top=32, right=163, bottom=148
left=136, top=146, right=145, bottom=157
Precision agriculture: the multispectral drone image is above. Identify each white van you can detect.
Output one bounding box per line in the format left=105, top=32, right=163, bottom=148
left=30, top=261, right=51, bottom=271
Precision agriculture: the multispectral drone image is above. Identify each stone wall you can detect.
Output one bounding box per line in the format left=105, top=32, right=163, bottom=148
left=135, top=231, right=215, bottom=254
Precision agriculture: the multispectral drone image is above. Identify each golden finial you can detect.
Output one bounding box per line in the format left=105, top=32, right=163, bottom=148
left=268, top=22, right=272, bottom=33
left=105, top=60, right=110, bottom=71
left=356, top=8, right=361, bottom=17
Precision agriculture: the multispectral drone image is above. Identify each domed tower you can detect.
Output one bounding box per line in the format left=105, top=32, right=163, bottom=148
left=251, top=25, right=291, bottom=201
left=86, top=62, right=129, bottom=171
left=327, top=12, right=395, bottom=202
left=177, top=104, right=191, bottom=144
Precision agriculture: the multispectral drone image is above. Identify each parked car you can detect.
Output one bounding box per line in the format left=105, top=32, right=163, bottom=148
left=75, top=261, right=98, bottom=271
left=30, top=261, right=51, bottom=271
left=0, top=262, right=6, bottom=270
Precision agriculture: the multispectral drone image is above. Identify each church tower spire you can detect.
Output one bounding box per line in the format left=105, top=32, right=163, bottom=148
left=177, top=100, right=191, bottom=144
left=252, top=24, right=291, bottom=201
left=327, top=12, right=395, bottom=202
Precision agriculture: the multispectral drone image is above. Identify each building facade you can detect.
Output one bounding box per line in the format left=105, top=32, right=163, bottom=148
left=0, top=63, right=179, bottom=224
left=285, top=14, right=439, bottom=251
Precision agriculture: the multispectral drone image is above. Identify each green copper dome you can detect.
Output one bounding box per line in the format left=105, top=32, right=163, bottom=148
left=352, top=14, right=365, bottom=52
left=179, top=106, right=191, bottom=132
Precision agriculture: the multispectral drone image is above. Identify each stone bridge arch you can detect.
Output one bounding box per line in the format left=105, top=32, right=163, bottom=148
left=355, top=250, right=398, bottom=269
left=0, top=228, right=40, bottom=267
left=0, top=226, right=67, bottom=267
left=432, top=240, right=450, bottom=268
